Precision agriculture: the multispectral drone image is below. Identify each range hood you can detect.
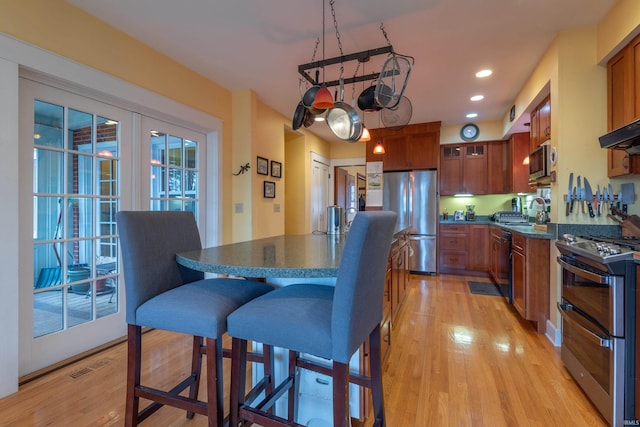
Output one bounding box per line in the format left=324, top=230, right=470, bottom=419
left=599, top=118, right=640, bottom=154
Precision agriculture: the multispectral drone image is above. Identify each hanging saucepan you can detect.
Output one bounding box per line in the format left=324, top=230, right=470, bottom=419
left=357, top=84, right=394, bottom=112
left=302, top=85, right=320, bottom=109
left=327, top=103, right=362, bottom=142
left=327, top=77, right=362, bottom=141
left=303, top=107, right=315, bottom=128
left=292, top=101, right=306, bottom=130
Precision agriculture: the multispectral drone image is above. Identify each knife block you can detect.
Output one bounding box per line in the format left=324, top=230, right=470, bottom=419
left=621, top=219, right=640, bottom=237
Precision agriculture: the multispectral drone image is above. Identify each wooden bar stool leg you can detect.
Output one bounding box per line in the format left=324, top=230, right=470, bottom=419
left=229, top=337, right=248, bottom=427
left=187, top=336, right=203, bottom=419
left=332, top=361, right=350, bottom=427
left=125, top=324, right=141, bottom=427
left=369, top=325, right=386, bottom=427
left=205, top=337, right=223, bottom=427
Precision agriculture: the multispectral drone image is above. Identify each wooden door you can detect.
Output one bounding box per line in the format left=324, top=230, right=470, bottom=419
left=334, top=167, right=349, bottom=209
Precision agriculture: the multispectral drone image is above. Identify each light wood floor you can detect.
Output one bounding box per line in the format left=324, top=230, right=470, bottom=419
left=0, top=274, right=608, bottom=426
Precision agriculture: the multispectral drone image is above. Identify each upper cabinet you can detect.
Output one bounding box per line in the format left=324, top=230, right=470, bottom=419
left=440, top=140, right=523, bottom=196
left=440, top=143, right=488, bottom=195
left=366, top=122, right=441, bottom=171
left=606, top=35, right=640, bottom=177
left=530, top=96, right=550, bottom=151
left=510, top=132, right=531, bottom=193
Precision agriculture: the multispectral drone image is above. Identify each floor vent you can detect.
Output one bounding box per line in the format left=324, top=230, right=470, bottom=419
left=69, top=367, right=92, bottom=379
left=69, top=358, right=111, bottom=379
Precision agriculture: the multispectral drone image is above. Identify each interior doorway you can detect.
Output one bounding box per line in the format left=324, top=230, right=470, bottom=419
left=310, top=153, right=330, bottom=233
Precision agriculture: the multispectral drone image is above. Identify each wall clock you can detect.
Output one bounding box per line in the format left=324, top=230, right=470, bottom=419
left=460, top=123, right=479, bottom=141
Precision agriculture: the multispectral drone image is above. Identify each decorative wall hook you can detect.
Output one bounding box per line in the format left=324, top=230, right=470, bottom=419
left=233, top=163, right=251, bottom=176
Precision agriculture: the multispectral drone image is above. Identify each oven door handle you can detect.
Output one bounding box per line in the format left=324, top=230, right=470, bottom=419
left=557, top=302, right=612, bottom=349
left=557, top=257, right=609, bottom=284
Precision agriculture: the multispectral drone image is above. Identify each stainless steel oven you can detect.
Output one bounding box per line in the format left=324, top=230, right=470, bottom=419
left=556, top=235, right=636, bottom=426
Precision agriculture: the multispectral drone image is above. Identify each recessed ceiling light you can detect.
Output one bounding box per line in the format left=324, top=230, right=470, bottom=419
left=470, top=95, right=484, bottom=102
left=475, top=69, right=493, bottom=78
left=466, top=113, right=478, bottom=118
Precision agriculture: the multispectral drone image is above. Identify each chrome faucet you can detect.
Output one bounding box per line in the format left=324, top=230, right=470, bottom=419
left=345, top=207, right=358, bottom=231
left=529, top=197, right=548, bottom=224
left=529, top=197, right=547, bottom=210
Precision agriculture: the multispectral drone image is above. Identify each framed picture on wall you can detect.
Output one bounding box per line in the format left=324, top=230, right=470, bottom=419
left=270, top=160, right=282, bottom=178
left=264, top=181, right=276, bottom=198
left=257, top=156, right=269, bottom=175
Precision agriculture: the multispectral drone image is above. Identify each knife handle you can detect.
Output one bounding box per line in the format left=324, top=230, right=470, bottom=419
left=587, top=203, right=595, bottom=218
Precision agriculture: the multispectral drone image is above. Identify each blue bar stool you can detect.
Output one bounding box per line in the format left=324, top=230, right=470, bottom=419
left=227, top=211, right=397, bottom=427
left=117, top=211, right=274, bottom=427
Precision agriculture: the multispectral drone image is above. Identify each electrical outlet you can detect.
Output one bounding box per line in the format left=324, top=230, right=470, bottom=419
left=235, top=203, right=243, bottom=213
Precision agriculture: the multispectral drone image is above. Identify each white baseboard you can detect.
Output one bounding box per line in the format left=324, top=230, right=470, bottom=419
left=545, top=319, right=561, bottom=347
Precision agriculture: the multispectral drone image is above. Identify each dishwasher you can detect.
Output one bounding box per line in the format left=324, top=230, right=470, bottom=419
left=497, top=229, right=513, bottom=303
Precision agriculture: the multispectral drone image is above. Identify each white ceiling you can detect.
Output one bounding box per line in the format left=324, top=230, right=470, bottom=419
left=68, top=0, right=616, bottom=142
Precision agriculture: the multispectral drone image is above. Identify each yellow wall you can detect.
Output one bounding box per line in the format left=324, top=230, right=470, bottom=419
left=597, top=0, right=640, bottom=63
left=440, top=120, right=504, bottom=144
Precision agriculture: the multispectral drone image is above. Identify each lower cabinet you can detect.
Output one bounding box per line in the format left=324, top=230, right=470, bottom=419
left=511, top=233, right=550, bottom=333
left=439, top=223, right=489, bottom=275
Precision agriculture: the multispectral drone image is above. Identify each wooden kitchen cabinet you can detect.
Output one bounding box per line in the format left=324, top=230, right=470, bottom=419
left=468, top=224, right=489, bottom=271
left=487, top=140, right=509, bottom=194
left=606, top=38, right=640, bottom=177
left=439, top=223, right=488, bottom=275
left=391, top=233, right=410, bottom=323
left=510, top=233, right=550, bottom=333
left=529, top=96, right=551, bottom=151
left=366, top=122, right=441, bottom=171
left=510, top=132, right=531, bottom=193
left=439, top=143, right=487, bottom=195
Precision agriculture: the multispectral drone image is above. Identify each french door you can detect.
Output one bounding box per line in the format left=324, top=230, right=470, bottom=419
left=19, top=79, right=131, bottom=375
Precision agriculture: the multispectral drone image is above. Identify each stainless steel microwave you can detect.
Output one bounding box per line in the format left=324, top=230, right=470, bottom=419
left=529, top=144, right=550, bottom=180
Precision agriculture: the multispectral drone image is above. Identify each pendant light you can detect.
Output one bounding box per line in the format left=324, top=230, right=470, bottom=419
left=359, top=127, right=371, bottom=142
left=373, top=140, right=385, bottom=154
left=313, top=0, right=334, bottom=110
left=358, top=59, right=370, bottom=142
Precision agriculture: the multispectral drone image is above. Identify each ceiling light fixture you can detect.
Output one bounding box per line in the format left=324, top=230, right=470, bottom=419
left=373, top=140, right=385, bottom=154
left=475, top=69, right=493, bottom=78
left=466, top=113, right=478, bottom=118
left=470, top=95, right=484, bottom=102
left=359, top=127, right=371, bottom=142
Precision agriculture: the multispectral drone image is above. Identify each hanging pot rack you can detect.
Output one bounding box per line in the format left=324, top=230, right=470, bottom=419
left=298, top=45, right=394, bottom=88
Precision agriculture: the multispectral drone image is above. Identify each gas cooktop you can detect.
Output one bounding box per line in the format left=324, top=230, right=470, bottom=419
left=556, top=234, right=637, bottom=265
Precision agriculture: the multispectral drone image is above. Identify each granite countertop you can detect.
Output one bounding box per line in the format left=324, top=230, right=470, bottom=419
left=440, top=216, right=556, bottom=239
left=177, top=233, right=346, bottom=279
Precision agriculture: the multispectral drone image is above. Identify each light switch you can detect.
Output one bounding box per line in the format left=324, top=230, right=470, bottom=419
left=235, top=203, right=243, bottom=213
left=274, top=203, right=280, bottom=213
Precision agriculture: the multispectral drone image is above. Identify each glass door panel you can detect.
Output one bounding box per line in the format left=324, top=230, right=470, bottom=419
left=20, top=79, right=129, bottom=375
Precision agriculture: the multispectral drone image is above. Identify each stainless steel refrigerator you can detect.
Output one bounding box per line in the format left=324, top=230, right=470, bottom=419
left=383, top=170, right=438, bottom=274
